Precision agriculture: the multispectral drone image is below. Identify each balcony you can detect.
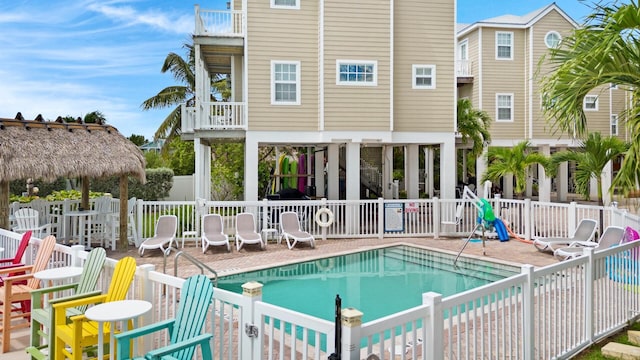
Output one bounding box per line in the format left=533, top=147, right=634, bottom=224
left=456, top=60, right=474, bottom=85
left=181, top=102, right=246, bottom=134
left=194, top=5, right=245, bottom=37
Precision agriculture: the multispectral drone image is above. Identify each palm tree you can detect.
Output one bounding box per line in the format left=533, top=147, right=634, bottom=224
left=540, top=1, right=640, bottom=195
left=550, top=132, right=627, bottom=206
left=142, top=43, right=228, bottom=151
left=483, top=141, right=549, bottom=198
left=457, top=98, right=492, bottom=159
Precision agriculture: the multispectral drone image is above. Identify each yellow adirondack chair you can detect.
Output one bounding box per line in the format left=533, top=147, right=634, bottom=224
left=0, top=235, right=56, bottom=353
left=26, top=247, right=107, bottom=360
left=53, top=256, right=137, bottom=360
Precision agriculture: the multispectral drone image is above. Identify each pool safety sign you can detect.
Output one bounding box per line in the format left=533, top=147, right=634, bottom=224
left=384, top=203, right=404, bottom=232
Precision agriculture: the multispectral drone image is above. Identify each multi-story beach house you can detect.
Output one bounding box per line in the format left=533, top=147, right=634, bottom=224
left=457, top=3, right=630, bottom=204
left=183, top=0, right=457, bottom=201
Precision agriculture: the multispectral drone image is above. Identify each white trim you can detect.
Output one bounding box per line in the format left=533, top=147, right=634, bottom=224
left=496, top=93, right=514, bottom=122
left=478, top=29, right=483, bottom=109
left=610, top=114, right=619, bottom=136
left=319, top=0, right=324, bottom=130
left=412, top=65, right=436, bottom=89
left=271, top=60, right=301, bottom=105
left=390, top=0, right=394, bottom=131
left=336, top=60, right=378, bottom=86
left=270, top=0, right=299, bottom=9
left=495, top=31, right=514, bottom=60
left=583, top=95, right=598, bottom=111
left=544, top=31, right=562, bottom=48
left=528, top=26, right=533, bottom=139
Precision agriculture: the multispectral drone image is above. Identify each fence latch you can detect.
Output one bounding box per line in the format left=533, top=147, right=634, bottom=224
left=245, top=323, right=259, bottom=338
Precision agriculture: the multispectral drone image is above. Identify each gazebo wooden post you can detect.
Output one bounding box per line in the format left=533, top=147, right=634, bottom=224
left=118, top=174, right=128, bottom=251
left=81, top=176, right=90, bottom=210
left=0, top=181, right=9, bottom=230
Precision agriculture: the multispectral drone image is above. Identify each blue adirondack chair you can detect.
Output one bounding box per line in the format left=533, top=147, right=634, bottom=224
left=115, top=274, right=215, bottom=360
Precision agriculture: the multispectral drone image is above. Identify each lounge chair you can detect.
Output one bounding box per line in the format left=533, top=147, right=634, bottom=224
left=532, top=218, right=598, bottom=253
left=202, top=214, right=230, bottom=253
left=235, top=212, right=265, bottom=251
left=138, top=215, right=177, bottom=257
left=279, top=211, right=315, bottom=249
left=553, top=225, right=625, bottom=261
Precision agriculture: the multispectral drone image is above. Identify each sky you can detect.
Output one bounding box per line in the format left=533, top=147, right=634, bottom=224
left=0, top=0, right=601, bottom=141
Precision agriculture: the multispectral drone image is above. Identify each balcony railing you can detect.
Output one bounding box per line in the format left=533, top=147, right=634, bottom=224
left=195, top=5, right=244, bottom=37
left=456, top=59, right=473, bottom=77
left=181, top=102, right=246, bottom=133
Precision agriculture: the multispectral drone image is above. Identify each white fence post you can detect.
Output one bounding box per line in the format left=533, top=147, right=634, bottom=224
left=69, top=245, right=84, bottom=266
left=136, top=199, right=144, bottom=242
left=377, top=198, right=384, bottom=239
left=569, top=202, right=577, bottom=234
left=522, top=264, right=535, bottom=360
left=424, top=292, right=443, bottom=360
left=241, top=281, right=263, bottom=360
left=524, top=198, right=532, bottom=240
left=585, top=248, right=595, bottom=344
left=340, top=307, right=363, bottom=360
left=137, top=263, right=155, bottom=353
left=433, top=197, right=440, bottom=238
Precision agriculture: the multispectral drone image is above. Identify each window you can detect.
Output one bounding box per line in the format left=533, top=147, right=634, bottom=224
left=545, top=31, right=561, bottom=48
left=458, top=40, right=468, bottom=60
left=496, top=93, right=513, bottom=121
left=583, top=95, right=598, bottom=111
left=336, top=60, right=377, bottom=86
left=271, top=61, right=300, bottom=105
left=611, top=115, right=618, bottom=135
left=496, top=32, right=513, bottom=60
left=271, top=0, right=299, bottom=9
left=412, top=65, right=436, bottom=89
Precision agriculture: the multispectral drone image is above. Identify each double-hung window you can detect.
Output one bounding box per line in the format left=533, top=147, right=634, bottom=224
left=412, top=65, right=436, bottom=89
left=271, top=61, right=300, bottom=105
left=611, top=114, right=618, bottom=135
left=336, top=60, right=377, bottom=86
left=271, top=0, right=299, bottom=9
left=583, top=95, right=598, bottom=111
left=496, top=32, right=513, bottom=60
left=496, top=93, right=513, bottom=121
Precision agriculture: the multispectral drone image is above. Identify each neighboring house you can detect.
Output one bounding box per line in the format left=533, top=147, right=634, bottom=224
left=184, top=0, right=457, bottom=201
left=139, top=139, right=165, bottom=153
left=457, top=3, right=629, bottom=203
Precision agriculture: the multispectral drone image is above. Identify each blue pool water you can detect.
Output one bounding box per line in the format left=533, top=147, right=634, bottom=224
left=218, top=245, right=519, bottom=322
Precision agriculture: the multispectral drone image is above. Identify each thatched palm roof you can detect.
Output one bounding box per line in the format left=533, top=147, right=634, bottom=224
left=0, top=113, right=145, bottom=182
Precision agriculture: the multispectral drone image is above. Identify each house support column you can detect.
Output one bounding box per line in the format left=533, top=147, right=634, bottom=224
left=383, top=146, right=394, bottom=198
left=244, top=136, right=259, bottom=201
left=539, top=144, right=551, bottom=202
left=602, top=160, right=613, bottom=205
left=558, top=161, right=568, bottom=202
left=406, top=144, right=419, bottom=199
left=327, top=144, right=339, bottom=200
left=476, top=146, right=488, bottom=195
left=346, top=142, right=360, bottom=234
left=194, top=138, right=211, bottom=200
left=504, top=174, right=514, bottom=198
left=315, top=147, right=325, bottom=198
left=425, top=147, right=435, bottom=198
left=590, top=177, right=598, bottom=202
left=440, top=137, right=456, bottom=199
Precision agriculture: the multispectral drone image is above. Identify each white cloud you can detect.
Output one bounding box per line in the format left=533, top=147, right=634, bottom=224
left=89, top=3, right=193, bottom=34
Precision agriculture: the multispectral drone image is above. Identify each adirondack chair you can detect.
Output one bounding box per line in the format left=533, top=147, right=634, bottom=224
left=26, top=247, right=107, bottom=360
left=0, top=235, right=56, bottom=353
left=12, top=208, right=52, bottom=239
left=115, top=274, right=214, bottom=360
left=53, top=256, right=137, bottom=360
left=0, top=230, right=31, bottom=271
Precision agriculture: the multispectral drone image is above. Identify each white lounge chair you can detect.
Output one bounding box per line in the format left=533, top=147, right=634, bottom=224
left=553, top=225, right=625, bottom=261
left=138, top=215, right=177, bottom=257
left=235, top=213, right=265, bottom=251
left=202, top=214, right=230, bottom=253
left=532, top=218, right=598, bottom=253
left=279, top=211, right=315, bottom=249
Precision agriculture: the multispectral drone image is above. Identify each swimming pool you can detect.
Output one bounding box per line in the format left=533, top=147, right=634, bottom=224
left=217, top=245, right=520, bottom=322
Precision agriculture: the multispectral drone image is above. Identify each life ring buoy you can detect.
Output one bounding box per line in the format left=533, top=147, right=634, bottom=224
left=316, top=258, right=335, bottom=271
left=315, top=207, right=334, bottom=227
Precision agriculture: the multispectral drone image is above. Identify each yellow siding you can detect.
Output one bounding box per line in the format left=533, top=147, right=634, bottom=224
left=323, top=0, right=391, bottom=131
left=480, top=27, right=527, bottom=140
left=246, top=1, right=319, bottom=131
left=394, top=0, right=455, bottom=132
left=466, top=30, right=480, bottom=106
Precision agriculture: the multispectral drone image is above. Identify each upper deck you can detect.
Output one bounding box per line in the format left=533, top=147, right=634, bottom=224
left=193, top=5, right=245, bottom=75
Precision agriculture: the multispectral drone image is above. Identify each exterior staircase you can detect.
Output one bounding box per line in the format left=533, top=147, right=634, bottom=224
left=602, top=330, right=640, bottom=359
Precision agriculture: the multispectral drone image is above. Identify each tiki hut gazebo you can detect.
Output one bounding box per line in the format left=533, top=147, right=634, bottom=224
left=0, top=113, right=146, bottom=250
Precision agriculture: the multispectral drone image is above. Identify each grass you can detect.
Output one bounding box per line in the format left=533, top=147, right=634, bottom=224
left=574, top=321, right=640, bottom=359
